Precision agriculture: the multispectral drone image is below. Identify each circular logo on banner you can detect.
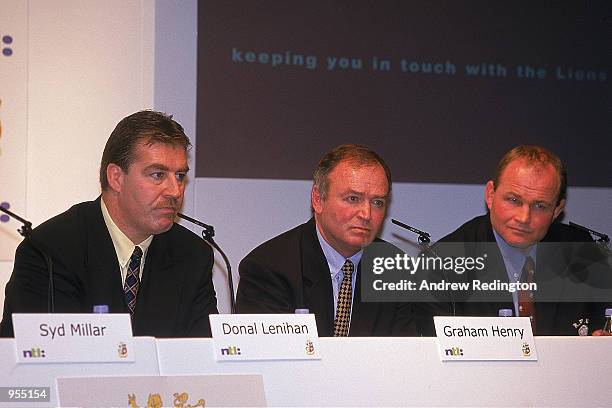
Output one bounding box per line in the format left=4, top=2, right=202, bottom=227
left=2, top=35, right=13, bottom=57
left=0, top=202, right=10, bottom=223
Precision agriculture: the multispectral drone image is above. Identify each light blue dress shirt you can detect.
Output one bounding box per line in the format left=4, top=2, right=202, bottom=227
left=493, top=229, right=537, bottom=317
left=316, top=227, right=362, bottom=320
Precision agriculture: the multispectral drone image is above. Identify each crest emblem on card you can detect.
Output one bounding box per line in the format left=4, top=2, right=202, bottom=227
left=305, top=339, right=315, bottom=355
left=521, top=342, right=531, bottom=357
left=118, top=342, right=129, bottom=358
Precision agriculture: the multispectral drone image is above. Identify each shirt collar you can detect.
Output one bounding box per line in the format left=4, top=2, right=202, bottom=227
left=315, top=225, right=363, bottom=277
left=101, top=198, right=153, bottom=267
left=493, top=228, right=537, bottom=272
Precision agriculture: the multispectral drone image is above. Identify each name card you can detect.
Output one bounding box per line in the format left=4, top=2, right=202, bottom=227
left=12, top=313, right=134, bottom=363
left=209, top=314, right=320, bottom=361
left=434, top=316, right=537, bottom=361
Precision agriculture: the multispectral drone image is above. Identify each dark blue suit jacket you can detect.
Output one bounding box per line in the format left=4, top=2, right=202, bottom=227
left=421, top=214, right=609, bottom=336
left=236, top=219, right=416, bottom=336
left=0, top=198, right=218, bottom=337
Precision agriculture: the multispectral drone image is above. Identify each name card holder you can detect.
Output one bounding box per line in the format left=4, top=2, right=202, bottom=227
left=209, top=314, right=320, bottom=361
left=12, top=313, right=134, bottom=363
left=434, top=316, right=537, bottom=361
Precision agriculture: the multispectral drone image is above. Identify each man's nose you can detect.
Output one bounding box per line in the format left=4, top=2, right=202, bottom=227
left=514, top=204, right=531, bottom=224
left=164, top=176, right=182, bottom=198
left=358, top=201, right=371, bottom=221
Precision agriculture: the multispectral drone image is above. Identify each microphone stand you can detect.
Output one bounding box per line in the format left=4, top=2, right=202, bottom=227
left=391, top=218, right=431, bottom=247
left=0, top=204, right=55, bottom=312
left=569, top=221, right=611, bottom=253
left=177, top=213, right=236, bottom=314
left=391, top=218, right=456, bottom=316
left=0, top=205, right=32, bottom=237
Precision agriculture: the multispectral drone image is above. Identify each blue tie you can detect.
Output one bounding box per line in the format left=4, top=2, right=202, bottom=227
left=124, top=246, right=143, bottom=315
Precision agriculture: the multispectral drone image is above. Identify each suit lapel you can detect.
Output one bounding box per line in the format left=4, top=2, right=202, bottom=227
left=86, top=198, right=125, bottom=312
left=300, top=219, right=334, bottom=336
left=534, top=241, right=571, bottom=334
left=133, top=232, right=183, bottom=334
left=467, top=216, right=514, bottom=315
left=349, top=262, right=381, bottom=335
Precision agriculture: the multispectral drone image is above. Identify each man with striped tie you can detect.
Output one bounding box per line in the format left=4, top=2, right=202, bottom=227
left=236, top=144, right=415, bottom=336
left=0, top=111, right=218, bottom=338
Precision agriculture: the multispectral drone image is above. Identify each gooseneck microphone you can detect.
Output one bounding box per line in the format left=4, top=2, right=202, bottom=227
left=569, top=221, right=610, bottom=246
left=177, top=213, right=236, bottom=314
left=0, top=205, right=32, bottom=237
left=391, top=218, right=431, bottom=245
left=0, top=204, right=55, bottom=312
left=391, top=218, right=456, bottom=316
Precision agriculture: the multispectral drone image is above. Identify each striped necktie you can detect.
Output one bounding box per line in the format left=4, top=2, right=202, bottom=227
left=333, top=259, right=354, bottom=337
left=518, top=256, right=536, bottom=333
left=124, top=246, right=143, bottom=315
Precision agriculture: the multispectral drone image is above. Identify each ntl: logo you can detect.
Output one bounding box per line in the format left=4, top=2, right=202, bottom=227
left=221, top=346, right=241, bottom=356
left=444, top=347, right=463, bottom=356
left=22, top=347, right=46, bottom=358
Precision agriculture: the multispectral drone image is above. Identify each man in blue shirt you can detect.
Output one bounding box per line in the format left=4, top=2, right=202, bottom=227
left=235, top=144, right=415, bottom=336
left=429, top=145, right=608, bottom=336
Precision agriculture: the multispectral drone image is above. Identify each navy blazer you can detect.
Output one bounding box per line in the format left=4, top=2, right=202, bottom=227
left=0, top=198, right=218, bottom=337
left=424, top=214, right=609, bottom=336
left=236, top=218, right=416, bottom=336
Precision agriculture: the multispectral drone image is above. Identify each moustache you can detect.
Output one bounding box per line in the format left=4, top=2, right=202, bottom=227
left=155, top=200, right=179, bottom=211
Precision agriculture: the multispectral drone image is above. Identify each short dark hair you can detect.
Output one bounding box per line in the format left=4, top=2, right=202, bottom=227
left=99, top=110, right=191, bottom=190
left=493, top=145, right=567, bottom=204
left=313, top=144, right=391, bottom=199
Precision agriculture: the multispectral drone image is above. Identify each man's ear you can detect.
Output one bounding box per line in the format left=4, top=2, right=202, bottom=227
left=552, top=199, right=566, bottom=221
left=484, top=180, right=495, bottom=211
left=311, top=186, right=323, bottom=215
left=106, top=163, right=125, bottom=192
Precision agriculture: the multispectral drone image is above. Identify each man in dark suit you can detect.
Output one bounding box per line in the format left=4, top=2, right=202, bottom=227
left=425, top=145, right=608, bottom=336
left=0, top=110, right=218, bottom=338
left=236, top=144, right=415, bottom=336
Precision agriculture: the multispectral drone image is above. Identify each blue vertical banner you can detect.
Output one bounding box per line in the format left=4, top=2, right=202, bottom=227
left=0, top=0, right=28, bottom=260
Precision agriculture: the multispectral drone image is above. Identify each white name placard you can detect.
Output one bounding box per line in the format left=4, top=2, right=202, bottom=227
left=12, top=313, right=134, bottom=363
left=210, top=314, right=321, bottom=361
left=434, top=316, right=537, bottom=361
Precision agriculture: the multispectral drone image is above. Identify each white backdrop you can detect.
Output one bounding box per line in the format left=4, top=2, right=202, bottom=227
left=0, top=0, right=28, bottom=261
left=0, top=0, right=155, bottom=317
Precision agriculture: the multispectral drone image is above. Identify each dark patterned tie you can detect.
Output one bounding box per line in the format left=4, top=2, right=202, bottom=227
left=124, top=246, right=143, bottom=316
left=333, top=259, right=354, bottom=337
left=518, top=256, right=536, bottom=333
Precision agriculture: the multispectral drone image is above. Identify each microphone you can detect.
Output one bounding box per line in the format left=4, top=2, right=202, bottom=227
left=0, top=205, right=32, bottom=237
left=569, top=222, right=611, bottom=261
left=391, top=218, right=456, bottom=316
left=176, top=212, right=214, bottom=239
left=391, top=218, right=431, bottom=245
left=569, top=221, right=610, bottom=245
left=0, top=204, right=55, bottom=312
left=177, top=213, right=236, bottom=314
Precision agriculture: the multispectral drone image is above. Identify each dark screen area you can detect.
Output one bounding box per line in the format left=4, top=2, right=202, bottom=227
left=196, top=0, right=611, bottom=186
